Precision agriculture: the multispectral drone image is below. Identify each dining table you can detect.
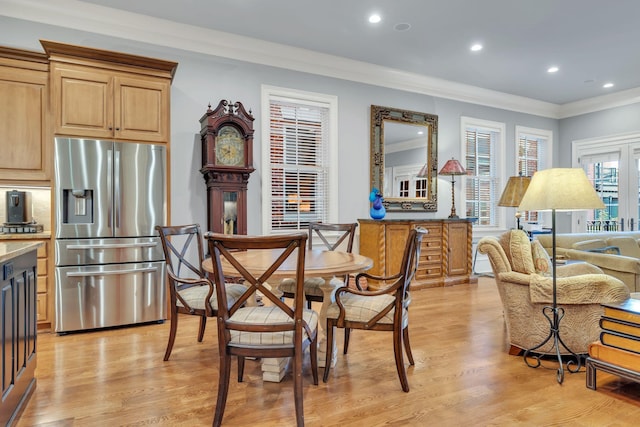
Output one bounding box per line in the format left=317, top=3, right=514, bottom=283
left=202, top=247, right=373, bottom=382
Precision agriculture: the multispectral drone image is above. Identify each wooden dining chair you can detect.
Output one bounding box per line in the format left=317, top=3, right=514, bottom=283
left=206, top=232, right=319, bottom=427
left=155, top=224, right=247, bottom=361
left=323, top=227, right=426, bottom=392
left=279, top=222, right=358, bottom=309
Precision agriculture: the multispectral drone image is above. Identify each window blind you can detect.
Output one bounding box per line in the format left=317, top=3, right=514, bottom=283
left=465, top=128, right=499, bottom=227
left=268, top=99, right=330, bottom=232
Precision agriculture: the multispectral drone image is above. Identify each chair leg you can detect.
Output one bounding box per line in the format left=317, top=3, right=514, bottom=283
left=197, top=315, right=207, bottom=342
left=238, top=356, right=245, bottom=382
left=293, top=344, right=305, bottom=427
left=393, top=328, right=410, bottom=392
left=403, top=326, right=415, bottom=365
left=323, top=323, right=335, bottom=383
left=213, top=352, right=232, bottom=427
left=310, top=332, right=318, bottom=385
left=343, top=328, right=351, bottom=354
left=163, top=308, right=179, bottom=361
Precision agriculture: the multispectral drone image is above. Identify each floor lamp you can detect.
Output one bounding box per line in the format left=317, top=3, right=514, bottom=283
left=518, top=168, right=604, bottom=384
left=437, top=158, right=466, bottom=219
left=498, top=174, right=531, bottom=230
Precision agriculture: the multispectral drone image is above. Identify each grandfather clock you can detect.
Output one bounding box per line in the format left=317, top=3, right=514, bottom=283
left=199, top=100, right=255, bottom=234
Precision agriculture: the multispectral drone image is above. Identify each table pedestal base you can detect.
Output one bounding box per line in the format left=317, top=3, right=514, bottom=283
left=260, top=276, right=342, bottom=382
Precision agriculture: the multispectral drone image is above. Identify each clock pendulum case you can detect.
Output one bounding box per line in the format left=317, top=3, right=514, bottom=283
left=199, top=100, right=255, bottom=235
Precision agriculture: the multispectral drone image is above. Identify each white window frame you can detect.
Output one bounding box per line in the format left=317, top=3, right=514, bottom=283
left=261, top=85, right=338, bottom=234
left=460, top=116, right=506, bottom=232
left=515, top=126, right=553, bottom=226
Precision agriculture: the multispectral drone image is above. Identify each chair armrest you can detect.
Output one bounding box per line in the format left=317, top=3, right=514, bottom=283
left=529, top=273, right=630, bottom=304
left=497, top=271, right=532, bottom=286
left=354, top=271, right=401, bottom=291
left=564, top=249, right=640, bottom=274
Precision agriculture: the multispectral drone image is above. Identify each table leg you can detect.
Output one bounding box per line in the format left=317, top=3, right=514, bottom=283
left=318, top=276, right=343, bottom=368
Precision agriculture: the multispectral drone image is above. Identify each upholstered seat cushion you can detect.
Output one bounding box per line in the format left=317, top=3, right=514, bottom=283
left=326, top=293, right=408, bottom=327
left=177, top=283, right=247, bottom=310
left=227, top=306, right=318, bottom=346
left=279, top=277, right=326, bottom=297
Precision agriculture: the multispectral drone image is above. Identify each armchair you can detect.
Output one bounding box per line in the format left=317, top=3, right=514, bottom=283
left=478, top=229, right=630, bottom=356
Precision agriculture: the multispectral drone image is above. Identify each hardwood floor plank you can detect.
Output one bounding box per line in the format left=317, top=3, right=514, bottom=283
left=16, top=278, right=640, bottom=426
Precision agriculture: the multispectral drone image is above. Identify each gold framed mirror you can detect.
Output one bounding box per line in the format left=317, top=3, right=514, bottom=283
left=370, top=105, right=438, bottom=211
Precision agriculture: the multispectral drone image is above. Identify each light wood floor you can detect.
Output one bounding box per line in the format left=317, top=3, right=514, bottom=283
left=16, top=277, right=640, bottom=426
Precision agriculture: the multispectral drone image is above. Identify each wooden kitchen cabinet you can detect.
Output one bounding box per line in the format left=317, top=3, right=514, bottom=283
left=358, top=218, right=476, bottom=290
left=0, top=47, right=51, bottom=182
left=0, top=245, right=38, bottom=426
left=42, top=40, right=177, bottom=143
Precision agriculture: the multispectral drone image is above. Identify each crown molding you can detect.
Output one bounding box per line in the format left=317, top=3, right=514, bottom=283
left=2, top=0, right=637, bottom=120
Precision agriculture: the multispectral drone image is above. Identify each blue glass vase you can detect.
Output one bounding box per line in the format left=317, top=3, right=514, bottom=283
left=370, top=194, right=386, bottom=219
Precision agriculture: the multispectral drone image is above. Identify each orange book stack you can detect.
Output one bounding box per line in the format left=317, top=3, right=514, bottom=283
left=588, top=298, right=640, bottom=378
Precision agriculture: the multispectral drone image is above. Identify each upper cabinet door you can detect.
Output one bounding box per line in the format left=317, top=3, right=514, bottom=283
left=52, top=64, right=114, bottom=139
left=114, top=75, right=169, bottom=142
left=0, top=48, right=51, bottom=182
left=51, top=63, right=170, bottom=142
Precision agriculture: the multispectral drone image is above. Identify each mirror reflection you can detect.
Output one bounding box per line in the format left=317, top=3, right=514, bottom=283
left=370, top=105, right=438, bottom=211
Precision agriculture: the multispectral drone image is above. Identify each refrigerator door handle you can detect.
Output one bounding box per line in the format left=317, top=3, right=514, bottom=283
left=66, top=267, right=158, bottom=277
left=107, top=148, right=113, bottom=227
left=66, top=242, right=159, bottom=250
left=114, top=148, right=121, bottom=229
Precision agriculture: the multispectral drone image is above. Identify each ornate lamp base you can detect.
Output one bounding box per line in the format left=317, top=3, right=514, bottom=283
left=523, top=305, right=583, bottom=384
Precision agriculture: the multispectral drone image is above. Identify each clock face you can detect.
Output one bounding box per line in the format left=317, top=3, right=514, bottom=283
left=215, top=125, right=245, bottom=166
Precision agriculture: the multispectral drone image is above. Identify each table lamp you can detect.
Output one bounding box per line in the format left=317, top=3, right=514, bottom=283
left=438, top=158, right=466, bottom=218
left=498, top=174, right=531, bottom=229
left=518, top=168, right=604, bottom=384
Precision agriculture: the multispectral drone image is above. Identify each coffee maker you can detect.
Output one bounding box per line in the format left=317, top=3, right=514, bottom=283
left=6, top=190, right=33, bottom=224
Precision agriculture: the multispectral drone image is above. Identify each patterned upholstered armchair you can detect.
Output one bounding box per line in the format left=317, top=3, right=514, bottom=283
left=478, top=229, right=630, bottom=355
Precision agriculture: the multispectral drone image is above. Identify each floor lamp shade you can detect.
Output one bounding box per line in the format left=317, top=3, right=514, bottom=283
left=518, top=168, right=604, bottom=212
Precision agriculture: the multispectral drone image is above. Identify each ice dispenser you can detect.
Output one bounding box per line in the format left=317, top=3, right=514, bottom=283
left=62, top=189, right=93, bottom=224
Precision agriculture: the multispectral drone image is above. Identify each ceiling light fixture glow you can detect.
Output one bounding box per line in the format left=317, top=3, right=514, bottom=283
left=369, top=14, right=381, bottom=24
left=547, top=66, right=559, bottom=73
left=603, top=82, right=614, bottom=88
left=470, top=43, right=483, bottom=52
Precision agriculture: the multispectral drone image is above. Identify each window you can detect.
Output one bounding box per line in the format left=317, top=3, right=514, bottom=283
left=515, top=126, right=552, bottom=223
left=261, top=86, right=338, bottom=233
left=461, top=117, right=505, bottom=229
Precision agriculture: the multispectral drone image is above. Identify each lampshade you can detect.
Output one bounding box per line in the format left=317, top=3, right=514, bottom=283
left=498, top=175, right=531, bottom=207
left=416, top=163, right=431, bottom=178
left=438, top=158, right=466, bottom=176
left=518, top=168, right=604, bottom=211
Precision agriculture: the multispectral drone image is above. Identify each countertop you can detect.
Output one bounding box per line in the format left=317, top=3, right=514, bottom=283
left=0, top=232, right=51, bottom=240
left=0, top=241, right=43, bottom=263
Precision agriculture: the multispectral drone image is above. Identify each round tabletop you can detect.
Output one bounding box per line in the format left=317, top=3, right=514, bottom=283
left=202, top=248, right=373, bottom=280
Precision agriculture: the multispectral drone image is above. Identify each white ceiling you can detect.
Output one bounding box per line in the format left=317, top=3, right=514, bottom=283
left=73, top=0, right=640, bottom=106
left=4, top=0, right=640, bottom=116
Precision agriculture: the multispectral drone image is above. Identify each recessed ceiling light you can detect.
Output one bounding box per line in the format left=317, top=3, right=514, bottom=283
left=369, top=14, right=381, bottom=24
left=470, top=43, right=483, bottom=52
left=603, top=82, right=614, bottom=88
left=547, top=66, right=559, bottom=73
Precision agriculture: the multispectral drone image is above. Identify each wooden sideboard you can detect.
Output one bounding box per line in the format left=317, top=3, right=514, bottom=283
left=358, top=218, right=476, bottom=290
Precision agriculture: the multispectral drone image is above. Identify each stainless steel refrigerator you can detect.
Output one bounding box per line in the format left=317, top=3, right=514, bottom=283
left=54, top=137, right=167, bottom=333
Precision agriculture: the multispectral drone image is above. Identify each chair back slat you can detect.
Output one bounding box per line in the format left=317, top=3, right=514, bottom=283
left=309, top=222, right=357, bottom=252
left=206, top=232, right=310, bottom=336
